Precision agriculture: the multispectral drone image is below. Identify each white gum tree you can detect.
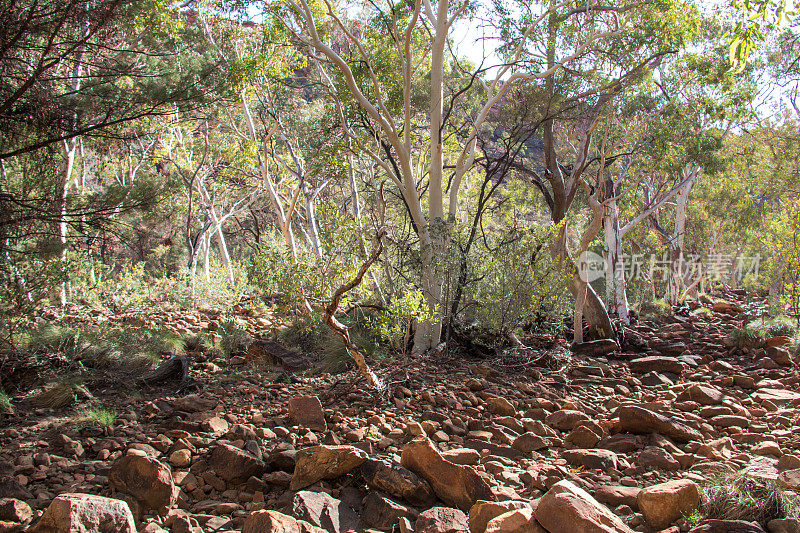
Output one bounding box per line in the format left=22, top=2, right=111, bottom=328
left=272, top=0, right=621, bottom=352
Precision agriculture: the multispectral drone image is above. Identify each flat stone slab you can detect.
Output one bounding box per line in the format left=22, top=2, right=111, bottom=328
left=752, top=389, right=800, bottom=406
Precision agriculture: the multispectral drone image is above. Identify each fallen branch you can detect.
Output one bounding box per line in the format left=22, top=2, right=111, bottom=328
left=324, top=228, right=386, bottom=389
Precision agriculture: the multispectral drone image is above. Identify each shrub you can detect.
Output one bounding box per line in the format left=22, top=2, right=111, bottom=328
left=701, top=473, right=799, bottom=526
left=0, top=391, right=11, bottom=414
left=80, top=407, right=116, bottom=428
left=218, top=315, right=250, bottom=357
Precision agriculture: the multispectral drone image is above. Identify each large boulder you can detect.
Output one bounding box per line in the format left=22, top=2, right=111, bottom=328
left=288, top=395, right=327, bottom=432
left=562, top=449, right=618, bottom=471
left=361, top=492, right=419, bottom=531
left=618, top=406, right=702, bottom=443
left=0, top=498, right=32, bottom=524
left=401, top=437, right=495, bottom=511
left=29, top=493, right=136, bottom=533
left=209, top=442, right=266, bottom=484
left=468, top=501, right=531, bottom=533
left=533, top=480, right=634, bottom=533
left=289, top=491, right=359, bottom=533
left=415, top=507, right=469, bottom=533
left=108, top=450, right=176, bottom=516
left=290, top=445, right=368, bottom=491
left=361, top=458, right=436, bottom=507
left=485, top=508, right=546, bottom=533
left=637, top=479, right=700, bottom=530
left=242, top=509, right=325, bottom=533
left=629, top=356, right=686, bottom=375
left=544, top=410, right=590, bottom=432
left=677, top=384, right=726, bottom=405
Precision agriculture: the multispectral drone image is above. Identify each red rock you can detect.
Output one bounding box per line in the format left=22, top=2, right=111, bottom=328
left=290, top=445, right=368, bottom=491
left=209, top=443, right=266, bottom=484
left=637, top=479, right=700, bottom=530
left=618, top=406, right=702, bottom=443
left=28, top=493, right=136, bottom=533
left=415, top=507, right=469, bottom=533
left=108, top=451, right=176, bottom=516
left=688, top=519, right=766, bottom=532
left=545, top=410, right=590, bottom=431
left=677, top=384, right=725, bottom=405
left=485, top=508, right=546, bottom=533
left=534, top=480, right=633, bottom=533
left=629, top=356, right=686, bottom=375
left=401, top=437, right=495, bottom=511
left=468, top=501, right=530, bottom=533
left=288, top=395, right=327, bottom=431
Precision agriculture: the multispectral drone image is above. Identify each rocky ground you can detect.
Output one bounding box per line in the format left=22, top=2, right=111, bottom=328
left=1, top=292, right=799, bottom=533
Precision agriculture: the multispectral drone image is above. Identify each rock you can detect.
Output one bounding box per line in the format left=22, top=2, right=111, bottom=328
left=172, top=394, right=218, bottom=412
left=753, top=441, right=782, bottom=457
left=688, top=519, right=766, bottom=532
left=752, top=389, right=800, bottom=406
left=710, top=414, right=749, bottom=428
left=401, top=437, right=495, bottom=511
left=487, top=397, right=516, bottom=416
left=778, top=469, right=800, bottom=490
left=485, top=508, right=546, bottom=533
left=564, top=426, right=602, bottom=448
left=290, top=491, right=358, bottom=533
left=242, top=509, right=322, bottom=533
left=629, top=356, right=686, bottom=375
left=766, top=346, right=793, bottom=366
left=677, top=384, right=725, bottom=405
left=28, top=493, right=136, bottom=533
left=779, top=455, right=800, bottom=470
left=767, top=518, right=800, bottom=533
left=635, top=446, right=681, bottom=471
left=169, top=449, right=192, bottom=468
left=108, top=451, right=177, bottom=516
left=641, top=371, right=674, bottom=387
left=415, top=507, right=469, bottom=533
left=637, top=479, right=700, bottom=530
left=209, top=443, right=266, bottom=484
left=361, top=492, right=418, bottom=531
left=511, top=433, right=549, bottom=454
left=468, top=501, right=530, bottom=533
left=571, top=339, right=619, bottom=357
left=290, top=445, right=368, bottom=491
left=562, top=449, right=618, bottom=470
left=618, top=405, right=702, bottom=443
left=533, top=480, right=634, bottom=533
left=442, top=449, right=482, bottom=465
left=545, top=410, right=590, bottom=432
left=0, top=499, right=31, bottom=524
left=361, top=458, right=436, bottom=507
left=592, top=486, right=640, bottom=510
left=288, top=395, right=327, bottom=432
left=713, top=301, right=743, bottom=314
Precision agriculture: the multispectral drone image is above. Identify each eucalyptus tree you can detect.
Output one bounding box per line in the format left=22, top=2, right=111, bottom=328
left=267, top=0, right=630, bottom=352
left=0, top=0, right=229, bottom=307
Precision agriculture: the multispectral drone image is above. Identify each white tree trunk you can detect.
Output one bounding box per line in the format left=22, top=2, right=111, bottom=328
left=603, top=194, right=630, bottom=323
left=667, top=164, right=698, bottom=303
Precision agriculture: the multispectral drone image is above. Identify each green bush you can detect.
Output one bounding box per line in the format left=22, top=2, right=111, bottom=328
left=702, top=473, right=799, bottom=526
left=730, top=315, right=798, bottom=347
left=218, top=315, right=250, bottom=357
left=80, top=407, right=117, bottom=428
left=0, top=391, right=11, bottom=414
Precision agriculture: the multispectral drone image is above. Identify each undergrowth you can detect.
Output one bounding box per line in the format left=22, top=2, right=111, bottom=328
left=79, top=407, right=116, bottom=428
left=729, top=315, right=798, bottom=348
left=701, top=472, right=799, bottom=526
left=0, top=391, right=11, bottom=414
